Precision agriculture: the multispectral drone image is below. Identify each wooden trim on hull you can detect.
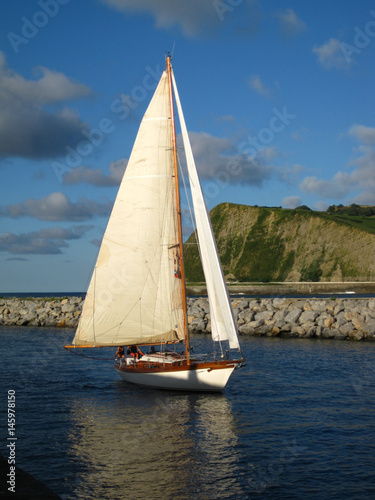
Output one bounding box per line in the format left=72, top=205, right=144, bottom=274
left=114, top=359, right=242, bottom=392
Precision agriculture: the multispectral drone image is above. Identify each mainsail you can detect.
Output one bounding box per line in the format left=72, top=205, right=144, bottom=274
left=73, top=71, right=184, bottom=347
left=72, top=60, right=240, bottom=353
left=171, top=73, right=240, bottom=350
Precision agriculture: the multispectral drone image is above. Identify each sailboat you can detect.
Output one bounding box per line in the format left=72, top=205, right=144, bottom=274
left=65, top=56, right=245, bottom=391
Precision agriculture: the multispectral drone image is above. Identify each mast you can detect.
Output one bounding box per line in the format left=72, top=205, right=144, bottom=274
left=166, top=55, right=190, bottom=360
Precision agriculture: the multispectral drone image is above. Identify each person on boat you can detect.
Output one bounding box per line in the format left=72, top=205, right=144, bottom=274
left=115, top=346, right=125, bottom=359
left=127, top=345, right=144, bottom=360
left=114, top=346, right=125, bottom=366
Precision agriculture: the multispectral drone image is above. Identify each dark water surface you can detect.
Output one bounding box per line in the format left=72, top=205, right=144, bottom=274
left=1, top=327, right=374, bottom=499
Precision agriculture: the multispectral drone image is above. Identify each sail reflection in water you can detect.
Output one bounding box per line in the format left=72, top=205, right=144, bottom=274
left=67, top=389, right=242, bottom=499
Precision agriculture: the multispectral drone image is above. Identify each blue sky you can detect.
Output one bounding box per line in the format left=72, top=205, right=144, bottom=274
left=0, top=0, right=374, bottom=292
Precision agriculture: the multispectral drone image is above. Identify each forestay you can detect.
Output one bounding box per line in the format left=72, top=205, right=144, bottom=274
left=171, top=71, right=240, bottom=350
left=72, top=71, right=184, bottom=347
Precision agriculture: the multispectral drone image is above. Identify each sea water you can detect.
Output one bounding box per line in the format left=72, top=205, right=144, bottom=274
left=0, top=327, right=374, bottom=499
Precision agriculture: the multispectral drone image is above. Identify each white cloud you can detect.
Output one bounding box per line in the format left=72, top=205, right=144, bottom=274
left=62, top=159, right=127, bottom=186
left=282, top=196, right=301, bottom=209
left=348, top=146, right=375, bottom=204
left=248, top=74, right=272, bottom=98
left=217, top=115, right=235, bottom=122
left=299, top=175, right=350, bottom=199
left=348, top=124, right=375, bottom=145
left=0, top=53, right=90, bottom=105
left=0, top=226, right=93, bottom=255
left=278, top=164, right=305, bottom=185
left=0, top=52, right=92, bottom=159
left=101, top=0, right=222, bottom=36
left=314, top=201, right=328, bottom=211
left=312, top=38, right=349, bottom=70
left=101, top=0, right=263, bottom=38
left=277, top=8, right=306, bottom=37
left=2, top=192, right=112, bottom=222
left=299, top=123, right=375, bottom=204
left=257, top=146, right=278, bottom=162
left=183, top=131, right=274, bottom=186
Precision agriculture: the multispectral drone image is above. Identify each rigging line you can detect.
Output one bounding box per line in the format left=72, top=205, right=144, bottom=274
left=177, top=151, right=197, bottom=241
left=65, top=347, right=114, bottom=361
left=112, top=296, right=142, bottom=332
left=86, top=296, right=142, bottom=340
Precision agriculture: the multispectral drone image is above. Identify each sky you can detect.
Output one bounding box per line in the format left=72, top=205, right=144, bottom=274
left=0, top=0, right=374, bottom=292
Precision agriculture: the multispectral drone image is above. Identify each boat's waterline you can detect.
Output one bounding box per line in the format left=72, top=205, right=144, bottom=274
left=114, top=359, right=242, bottom=392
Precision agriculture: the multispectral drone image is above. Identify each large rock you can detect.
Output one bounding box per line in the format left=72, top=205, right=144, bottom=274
left=189, top=318, right=206, bottom=332
left=254, top=310, right=274, bottom=322
left=363, top=320, right=375, bottom=335
left=239, top=324, right=255, bottom=335
left=285, top=309, right=302, bottom=324
left=61, top=303, right=76, bottom=313
left=195, top=298, right=209, bottom=313
left=188, top=306, right=205, bottom=318
left=273, top=309, right=287, bottom=323
left=237, top=300, right=249, bottom=311
left=272, top=298, right=289, bottom=309
left=338, top=322, right=355, bottom=336
left=310, top=301, right=328, bottom=312
left=237, top=309, right=254, bottom=324
left=23, top=311, right=38, bottom=324
left=299, top=310, right=319, bottom=324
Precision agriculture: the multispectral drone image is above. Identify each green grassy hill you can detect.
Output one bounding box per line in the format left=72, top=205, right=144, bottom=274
left=183, top=203, right=375, bottom=283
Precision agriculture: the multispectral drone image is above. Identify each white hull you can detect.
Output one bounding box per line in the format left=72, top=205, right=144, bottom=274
left=114, top=363, right=236, bottom=392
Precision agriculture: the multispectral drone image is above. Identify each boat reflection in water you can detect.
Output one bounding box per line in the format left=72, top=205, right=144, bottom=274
left=67, top=386, right=243, bottom=499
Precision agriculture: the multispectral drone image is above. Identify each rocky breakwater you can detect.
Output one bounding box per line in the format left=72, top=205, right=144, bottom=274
left=188, top=297, right=375, bottom=341
left=1, top=296, right=375, bottom=341
left=0, top=297, right=84, bottom=328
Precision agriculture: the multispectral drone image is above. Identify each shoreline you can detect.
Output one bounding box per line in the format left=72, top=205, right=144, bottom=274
left=187, top=281, right=375, bottom=296
left=1, top=281, right=375, bottom=299
left=1, top=295, right=375, bottom=341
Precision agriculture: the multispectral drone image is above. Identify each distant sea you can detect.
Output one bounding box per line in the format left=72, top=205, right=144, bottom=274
left=0, top=292, right=85, bottom=298
left=1, top=291, right=374, bottom=299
